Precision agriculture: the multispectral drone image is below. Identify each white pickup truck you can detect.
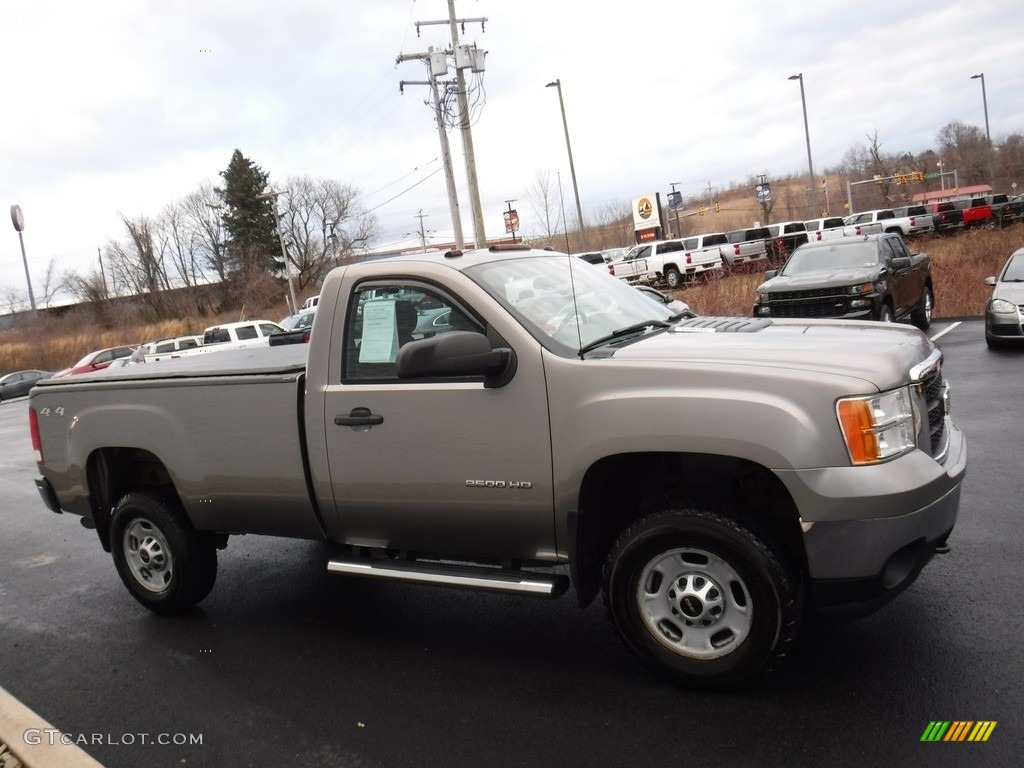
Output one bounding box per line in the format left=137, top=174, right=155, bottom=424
left=845, top=208, right=934, bottom=239
left=804, top=216, right=883, bottom=242
left=609, top=238, right=721, bottom=288
left=167, top=320, right=287, bottom=359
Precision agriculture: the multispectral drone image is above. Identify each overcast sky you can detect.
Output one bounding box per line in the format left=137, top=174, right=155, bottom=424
left=2, top=0, right=1022, bottom=304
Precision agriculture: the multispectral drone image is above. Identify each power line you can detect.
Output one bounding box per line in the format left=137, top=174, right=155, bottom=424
left=363, top=167, right=443, bottom=213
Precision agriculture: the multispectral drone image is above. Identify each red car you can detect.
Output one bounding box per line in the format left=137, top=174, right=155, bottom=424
left=52, top=345, right=137, bottom=378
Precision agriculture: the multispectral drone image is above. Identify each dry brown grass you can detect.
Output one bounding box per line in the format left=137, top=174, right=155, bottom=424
left=1, top=300, right=291, bottom=374
left=673, top=226, right=1022, bottom=318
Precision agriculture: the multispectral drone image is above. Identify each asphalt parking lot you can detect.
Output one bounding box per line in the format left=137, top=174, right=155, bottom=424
left=0, top=318, right=1021, bottom=767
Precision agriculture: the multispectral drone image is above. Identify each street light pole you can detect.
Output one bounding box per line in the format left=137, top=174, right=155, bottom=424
left=9, top=205, right=38, bottom=318
left=546, top=79, right=587, bottom=251
left=971, top=73, right=993, bottom=185
left=788, top=73, right=817, bottom=214
left=256, top=190, right=299, bottom=314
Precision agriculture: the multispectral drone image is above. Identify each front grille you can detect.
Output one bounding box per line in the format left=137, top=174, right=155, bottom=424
left=920, top=368, right=946, bottom=456
left=766, top=290, right=848, bottom=318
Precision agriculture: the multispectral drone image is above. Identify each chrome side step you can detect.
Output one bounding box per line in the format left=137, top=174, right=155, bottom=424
left=327, top=558, right=569, bottom=598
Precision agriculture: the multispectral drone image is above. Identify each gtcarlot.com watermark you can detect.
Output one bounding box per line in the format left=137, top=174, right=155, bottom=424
left=24, top=729, right=203, bottom=747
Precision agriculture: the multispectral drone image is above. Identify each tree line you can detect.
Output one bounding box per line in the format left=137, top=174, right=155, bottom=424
left=6, top=150, right=378, bottom=320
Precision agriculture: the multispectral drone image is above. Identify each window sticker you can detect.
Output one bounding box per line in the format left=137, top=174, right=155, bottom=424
left=359, top=300, right=400, bottom=363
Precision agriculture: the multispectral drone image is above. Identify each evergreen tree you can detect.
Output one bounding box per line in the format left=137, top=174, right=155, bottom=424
left=217, top=149, right=281, bottom=276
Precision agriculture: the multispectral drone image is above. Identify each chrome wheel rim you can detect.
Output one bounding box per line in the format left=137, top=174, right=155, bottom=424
left=123, top=519, right=173, bottom=593
left=636, top=547, right=751, bottom=659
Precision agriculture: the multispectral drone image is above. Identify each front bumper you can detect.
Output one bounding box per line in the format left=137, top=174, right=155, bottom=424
left=775, top=418, right=966, bottom=618
left=985, top=306, right=1024, bottom=340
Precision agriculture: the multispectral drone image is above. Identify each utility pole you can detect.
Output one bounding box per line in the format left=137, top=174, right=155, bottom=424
left=413, top=2, right=488, bottom=248
left=398, top=45, right=464, bottom=249
left=97, top=246, right=109, bottom=298
left=414, top=210, right=430, bottom=252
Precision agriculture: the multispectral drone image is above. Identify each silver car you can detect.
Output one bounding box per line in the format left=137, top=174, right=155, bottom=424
left=984, top=247, right=1024, bottom=349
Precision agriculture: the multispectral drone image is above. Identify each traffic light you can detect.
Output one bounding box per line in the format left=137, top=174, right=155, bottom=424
left=913, top=171, right=925, bottom=182
left=698, top=205, right=706, bottom=216
left=714, top=201, right=721, bottom=213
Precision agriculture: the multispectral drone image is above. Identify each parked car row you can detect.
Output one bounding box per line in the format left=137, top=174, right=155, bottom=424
left=0, top=369, right=52, bottom=401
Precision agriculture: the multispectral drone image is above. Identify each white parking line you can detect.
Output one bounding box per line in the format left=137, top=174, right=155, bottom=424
left=930, top=321, right=962, bottom=342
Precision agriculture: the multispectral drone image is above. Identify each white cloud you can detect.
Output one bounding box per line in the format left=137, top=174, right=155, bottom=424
left=2, top=0, right=1022, bottom=300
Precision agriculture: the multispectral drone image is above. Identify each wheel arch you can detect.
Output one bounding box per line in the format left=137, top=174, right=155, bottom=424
left=86, top=447, right=180, bottom=551
left=569, top=451, right=805, bottom=608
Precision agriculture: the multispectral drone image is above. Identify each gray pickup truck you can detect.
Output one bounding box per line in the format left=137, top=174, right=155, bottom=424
left=29, top=245, right=966, bottom=688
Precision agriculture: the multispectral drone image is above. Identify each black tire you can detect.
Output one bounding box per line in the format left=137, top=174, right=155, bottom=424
left=911, top=286, right=934, bottom=330
left=110, top=491, right=217, bottom=614
left=877, top=302, right=894, bottom=323
left=602, top=505, right=801, bottom=688
left=664, top=267, right=682, bottom=289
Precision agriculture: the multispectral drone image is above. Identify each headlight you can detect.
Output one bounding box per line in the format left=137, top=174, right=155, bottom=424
left=989, top=298, right=1017, bottom=314
left=847, top=283, right=874, bottom=295
left=836, top=388, right=916, bottom=464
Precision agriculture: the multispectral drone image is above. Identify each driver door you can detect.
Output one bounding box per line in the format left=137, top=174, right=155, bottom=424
left=321, top=279, right=556, bottom=561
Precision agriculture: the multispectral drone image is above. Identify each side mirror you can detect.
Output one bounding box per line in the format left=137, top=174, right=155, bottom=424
left=891, top=256, right=912, bottom=271
left=984, top=276, right=996, bottom=286
left=396, top=331, right=514, bottom=387
left=764, top=269, right=778, bottom=280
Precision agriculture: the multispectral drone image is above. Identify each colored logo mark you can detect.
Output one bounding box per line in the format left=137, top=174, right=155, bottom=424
left=921, top=721, right=997, bottom=742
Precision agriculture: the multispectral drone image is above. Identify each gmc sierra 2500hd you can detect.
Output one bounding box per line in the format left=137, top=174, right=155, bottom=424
left=29, top=245, right=965, bottom=688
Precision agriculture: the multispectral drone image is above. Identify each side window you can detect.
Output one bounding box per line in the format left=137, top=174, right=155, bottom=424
left=343, top=282, right=483, bottom=382
left=661, top=241, right=682, bottom=254
left=259, top=323, right=281, bottom=337
left=880, top=240, right=898, bottom=266
left=891, top=238, right=910, bottom=259
left=235, top=325, right=258, bottom=341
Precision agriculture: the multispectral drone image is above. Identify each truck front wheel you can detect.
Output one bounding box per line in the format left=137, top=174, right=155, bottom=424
left=602, top=506, right=801, bottom=688
left=110, top=491, right=217, bottom=614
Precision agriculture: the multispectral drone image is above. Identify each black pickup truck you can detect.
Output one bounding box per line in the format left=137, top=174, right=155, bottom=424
left=753, top=233, right=934, bottom=329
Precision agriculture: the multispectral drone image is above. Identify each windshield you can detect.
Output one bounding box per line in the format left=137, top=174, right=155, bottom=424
left=466, top=254, right=675, bottom=353
left=781, top=242, right=879, bottom=276
left=1002, top=252, right=1024, bottom=282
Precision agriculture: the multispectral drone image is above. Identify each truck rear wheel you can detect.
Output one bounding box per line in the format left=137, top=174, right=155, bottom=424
left=602, top=505, right=801, bottom=688
left=664, top=267, right=683, bottom=288
left=110, top=491, right=217, bottom=614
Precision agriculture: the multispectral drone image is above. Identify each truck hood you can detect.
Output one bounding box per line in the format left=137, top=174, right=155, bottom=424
left=604, top=317, right=931, bottom=391
left=761, top=267, right=880, bottom=292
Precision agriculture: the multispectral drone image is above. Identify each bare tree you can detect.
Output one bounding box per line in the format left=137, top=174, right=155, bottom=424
left=1, top=285, right=26, bottom=315
left=39, top=258, right=66, bottom=307
left=182, top=182, right=230, bottom=284
left=525, top=170, right=560, bottom=245
left=158, top=199, right=203, bottom=288
left=276, top=176, right=377, bottom=291
left=106, top=214, right=172, bottom=316
left=61, top=267, right=108, bottom=305
left=937, top=120, right=989, bottom=186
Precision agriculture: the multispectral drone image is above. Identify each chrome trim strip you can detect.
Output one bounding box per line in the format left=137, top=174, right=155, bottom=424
left=910, top=347, right=943, bottom=383
left=327, top=560, right=564, bottom=596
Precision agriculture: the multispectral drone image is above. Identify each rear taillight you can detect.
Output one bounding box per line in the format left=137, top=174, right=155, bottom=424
left=607, top=264, right=615, bottom=276
left=909, top=216, right=916, bottom=225
left=29, top=407, right=43, bottom=464
left=734, top=244, right=741, bottom=255
left=685, top=252, right=692, bottom=264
